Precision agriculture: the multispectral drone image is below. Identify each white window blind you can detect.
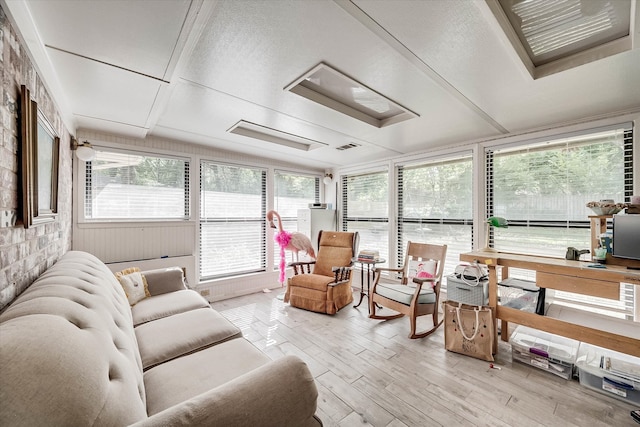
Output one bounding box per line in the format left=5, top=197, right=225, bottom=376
left=342, top=171, right=389, bottom=266
left=84, top=149, right=189, bottom=220
left=486, top=126, right=631, bottom=255
left=486, top=125, right=634, bottom=319
left=397, top=155, right=473, bottom=276
left=200, top=161, right=266, bottom=279
left=273, top=171, right=320, bottom=267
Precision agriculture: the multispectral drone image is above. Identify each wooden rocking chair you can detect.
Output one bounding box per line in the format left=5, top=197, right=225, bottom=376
left=369, top=241, right=447, bottom=339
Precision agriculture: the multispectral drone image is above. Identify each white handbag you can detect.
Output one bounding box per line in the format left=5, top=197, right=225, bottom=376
left=453, top=262, right=488, bottom=286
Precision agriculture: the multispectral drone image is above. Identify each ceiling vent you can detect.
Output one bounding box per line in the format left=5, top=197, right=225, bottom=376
left=336, top=143, right=361, bottom=151
left=486, top=0, right=633, bottom=79
left=285, top=63, right=418, bottom=128
left=227, top=121, right=327, bottom=151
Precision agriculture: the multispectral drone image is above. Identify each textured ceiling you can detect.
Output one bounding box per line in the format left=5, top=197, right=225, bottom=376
left=4, top=0, right=640, bottom=168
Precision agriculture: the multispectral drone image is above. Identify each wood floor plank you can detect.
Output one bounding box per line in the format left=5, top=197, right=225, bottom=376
left=212, top=290, right=638, bottom=427
left=315, top=383, right=353, bottom=425
left=316, top=370, right=396, bottom=427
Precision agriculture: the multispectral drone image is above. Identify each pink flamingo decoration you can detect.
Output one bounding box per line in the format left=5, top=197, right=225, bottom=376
left=267, top=210, right=315, bottom=285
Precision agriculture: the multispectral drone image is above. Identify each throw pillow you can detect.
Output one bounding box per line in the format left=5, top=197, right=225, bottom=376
left=115, top=268, right=151, bottom=305
left=407, top=259, right=437, bottom=288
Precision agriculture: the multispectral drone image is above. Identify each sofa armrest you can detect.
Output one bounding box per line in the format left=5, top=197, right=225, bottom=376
left=131, top=355, right=321, bottom=427
left=141, top=267, right=187, bottom=296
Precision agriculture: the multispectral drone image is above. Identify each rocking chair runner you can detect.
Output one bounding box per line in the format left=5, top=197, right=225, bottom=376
left=285, top=231, right=359, bottom=315
left=369, top=242, right=447, bottom=339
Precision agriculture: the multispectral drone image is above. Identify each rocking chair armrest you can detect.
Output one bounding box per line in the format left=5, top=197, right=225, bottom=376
left=373, top=266, right=403, bottom=274
left=411, top=277, right=440, bottom=296
left=411, top=277, right=437, bottom=285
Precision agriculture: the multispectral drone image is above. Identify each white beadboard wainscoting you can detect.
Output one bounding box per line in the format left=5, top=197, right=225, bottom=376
left=198, top=270, right=284, bottom=303
left=74, top=221, right=196, bottom=283
left=73, top=222, right=196, bottom=262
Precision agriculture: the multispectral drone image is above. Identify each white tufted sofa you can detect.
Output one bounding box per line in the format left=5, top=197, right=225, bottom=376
left=0, top=251, right=321, bottom=426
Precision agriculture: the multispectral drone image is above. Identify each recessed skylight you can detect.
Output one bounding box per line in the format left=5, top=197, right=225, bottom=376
left=487, top=0, right=632, bottom=78
left=285, top=63, right=418, bottom=128
left=511, top=0, right=620, bottom=57
left=227, top=121, right=327, bottom=151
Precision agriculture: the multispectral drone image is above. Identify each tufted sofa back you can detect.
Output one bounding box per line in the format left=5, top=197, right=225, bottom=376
left=0, top=251, right=147, bottom=426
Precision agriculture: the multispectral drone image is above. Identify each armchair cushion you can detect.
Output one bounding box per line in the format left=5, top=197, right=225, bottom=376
left=375, top=282, right=437, bottom=305
left=313, top=233, right=355, bottom=277
left=289, top=273, right=337, bottom=291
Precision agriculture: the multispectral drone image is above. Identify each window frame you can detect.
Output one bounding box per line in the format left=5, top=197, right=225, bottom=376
left=396, top=153, right=474, bottom=277
left=484, top=123, right=634, bottom=319
left=341, top=169, right=390, bottom=267
left=80, top=146, right=190, bottom=223
left=272, top=169, right=321, bottom=269
left=199, top=160, right=267, bottom=280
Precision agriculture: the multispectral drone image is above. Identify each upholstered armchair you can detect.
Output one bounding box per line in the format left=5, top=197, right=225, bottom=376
left=284, top=231, right=359, bottom=315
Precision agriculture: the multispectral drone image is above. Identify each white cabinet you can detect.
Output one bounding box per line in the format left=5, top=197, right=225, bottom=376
left=297, top=209, right=336, bottom=253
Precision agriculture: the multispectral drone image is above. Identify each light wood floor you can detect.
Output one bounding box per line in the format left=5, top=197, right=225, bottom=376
left=211, top=290, right=638, bottom=427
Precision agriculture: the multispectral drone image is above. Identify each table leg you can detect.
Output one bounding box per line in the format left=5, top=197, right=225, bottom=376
left=367, top=264, right=382, bottom=313
left=353, top=263, right=366, bottom=308
left=488, top=265, right=499, bottom=353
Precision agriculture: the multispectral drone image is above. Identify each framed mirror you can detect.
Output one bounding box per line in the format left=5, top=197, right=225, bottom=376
left=20, top=85, right=59, bottom=228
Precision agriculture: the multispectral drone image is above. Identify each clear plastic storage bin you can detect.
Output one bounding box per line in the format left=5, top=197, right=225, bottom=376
left=576, top=342, right=640, bottom=405
left=510, top=326, right=579, bottom=379
left=498, top=277, right=543, bottom=314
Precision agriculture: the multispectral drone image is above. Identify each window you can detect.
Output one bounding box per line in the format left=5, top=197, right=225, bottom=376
left=397, top=155, right=473, bottom=276
left=486, top=125, right=634, bottom=319
left=273, top=171, right=320, bottom=266
left=200, top=162, right=266, bottom=279
left=487, top=126, right=631, bottom=256
left=84, top=149, right=189, bottom=220
left=342, top=171, right=389, bottom=266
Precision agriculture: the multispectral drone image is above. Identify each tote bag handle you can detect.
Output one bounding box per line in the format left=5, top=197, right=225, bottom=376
left=455, top=302, right=481, bottom=341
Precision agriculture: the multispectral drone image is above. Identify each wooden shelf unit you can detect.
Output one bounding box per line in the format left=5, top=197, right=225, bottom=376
left=460, top=250, right=640, bottom=358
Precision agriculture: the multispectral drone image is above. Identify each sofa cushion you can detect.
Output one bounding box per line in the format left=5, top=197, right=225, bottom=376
left=135, top=307, right=243, bottom=370
left=131, top=289, right=210, bottom=326
left=143, top=338, right=270, bottom=415
left=142, top=267, right=187, bottom=296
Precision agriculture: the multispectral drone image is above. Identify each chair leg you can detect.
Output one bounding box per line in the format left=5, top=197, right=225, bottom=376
left=409, top=314, right=418, bottom=338
left=408, top=318, right=443, bottom=338
left=407, top=312, right=444, bottom=339
left=369, top=298, right=404, bottom=320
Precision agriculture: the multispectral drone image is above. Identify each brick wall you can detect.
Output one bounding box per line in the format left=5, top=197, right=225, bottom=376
left=0, top=6, right=72, bottom=310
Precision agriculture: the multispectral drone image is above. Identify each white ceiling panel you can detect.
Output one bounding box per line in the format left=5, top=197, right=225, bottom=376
left=47, top=48, right=162, bottom=130
left=25, top=0, right=191, bottom=79
left=152, top=79, right=398, bottom=168
left=167, top=0, right=502, bottom=159
left=354, top=0, right=640, bottom=133
left=4, top=0, right=639, bottom=169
